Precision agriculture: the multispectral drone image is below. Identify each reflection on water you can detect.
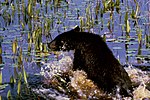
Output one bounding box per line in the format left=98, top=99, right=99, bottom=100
left=0, top=0, right=150, bottom=99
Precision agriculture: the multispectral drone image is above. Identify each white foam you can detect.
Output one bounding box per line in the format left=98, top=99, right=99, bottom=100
left=38, top=51, right=150, bottom=99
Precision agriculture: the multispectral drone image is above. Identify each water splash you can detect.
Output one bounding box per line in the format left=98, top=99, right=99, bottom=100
left=33, top=51, right=150, bottom=100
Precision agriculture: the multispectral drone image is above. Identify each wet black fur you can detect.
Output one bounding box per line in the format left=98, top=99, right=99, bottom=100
left=48, top=26, right=133, bottom=97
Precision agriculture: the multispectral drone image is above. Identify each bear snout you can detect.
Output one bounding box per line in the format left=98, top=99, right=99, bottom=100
left=48, top=41, right=57, bottom=50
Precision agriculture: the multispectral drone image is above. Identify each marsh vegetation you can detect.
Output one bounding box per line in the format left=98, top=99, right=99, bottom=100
left=0, top=0, right=150, bottom=99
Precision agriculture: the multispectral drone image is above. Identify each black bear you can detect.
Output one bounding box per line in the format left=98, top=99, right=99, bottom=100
left=48, top=26, right=133, bottom=97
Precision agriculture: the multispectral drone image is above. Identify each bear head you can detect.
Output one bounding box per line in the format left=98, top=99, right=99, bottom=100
left=48, top=26, right=80, bottom=51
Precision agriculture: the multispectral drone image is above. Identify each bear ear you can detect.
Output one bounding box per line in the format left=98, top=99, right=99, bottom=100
left=70, top=25, right=80, bottom=32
